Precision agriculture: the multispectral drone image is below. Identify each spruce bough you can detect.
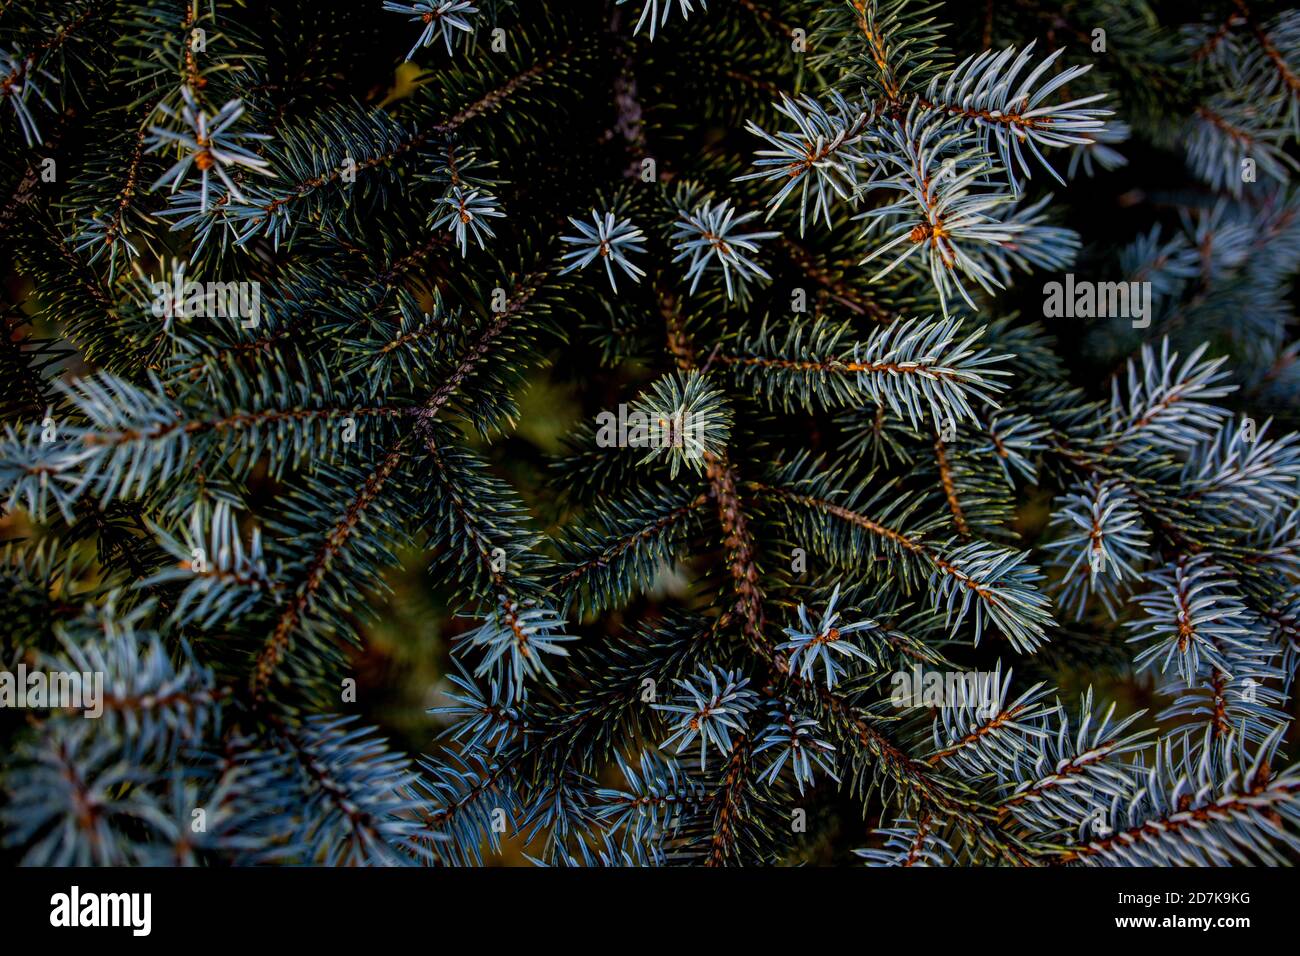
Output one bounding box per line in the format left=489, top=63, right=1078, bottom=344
left=1, top=0, right=1299, bottom=866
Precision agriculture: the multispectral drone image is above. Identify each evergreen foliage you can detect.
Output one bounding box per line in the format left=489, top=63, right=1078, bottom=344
left=1, top=0, right=1299, bottom=867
